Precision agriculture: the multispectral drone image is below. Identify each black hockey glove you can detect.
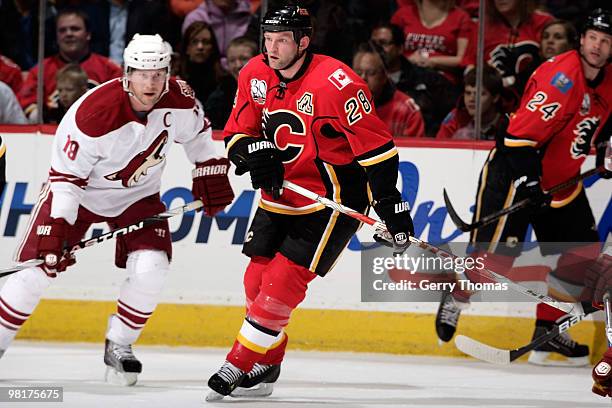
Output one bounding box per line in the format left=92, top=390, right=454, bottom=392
left=505, top=143, right=550, bottom=210
left=595, top=137, right=612, bottom=179
left=490, top=45, right=518, bottom=78
left=228, top=138, right=285, bottom=199
left=514, top=176, right=551, bottom=210
left=373, top=196, right=414, bottom=255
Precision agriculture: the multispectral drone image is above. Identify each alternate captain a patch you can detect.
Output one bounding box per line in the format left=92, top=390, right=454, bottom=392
left=297, top=92, right=314, bottom=116
left=328, top=68, right=352, bottom=90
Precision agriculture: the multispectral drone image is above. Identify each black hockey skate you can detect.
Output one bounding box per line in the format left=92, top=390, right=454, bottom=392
left=230, top=363, right=281, bottom=398
left=527, top=319, right=589, bottom=366
left=436, top=291, right=468, bottom=343
left=206, top=361, right=247, bottom=401
left=104, top=339, right=142, bottom=386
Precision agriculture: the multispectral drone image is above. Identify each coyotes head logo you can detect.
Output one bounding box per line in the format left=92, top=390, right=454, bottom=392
left=105, top=130, right=168, bottom=187
left=570, top=117, right=600, bottom=159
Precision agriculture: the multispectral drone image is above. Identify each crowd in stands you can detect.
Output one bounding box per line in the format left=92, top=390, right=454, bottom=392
left=0, top=0, right=607, bottom=139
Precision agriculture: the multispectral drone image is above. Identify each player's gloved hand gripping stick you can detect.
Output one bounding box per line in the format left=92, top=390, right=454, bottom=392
left=444, top=166, right=604, bottom=232
left=0, top=200, right=204, bottom=278
left=282, top=180, right=583, bottom=316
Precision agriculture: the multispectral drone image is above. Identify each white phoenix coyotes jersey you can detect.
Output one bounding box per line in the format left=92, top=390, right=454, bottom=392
left=49, top=78, right=219, bottom=223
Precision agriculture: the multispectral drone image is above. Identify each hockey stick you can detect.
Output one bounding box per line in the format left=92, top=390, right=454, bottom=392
left=454, top=313, right=585, bottom=364
left=605, top=290, right=612, bottom=347
left=0, top=199, right=203, bottom=279
left=0, top=259, right=45, bottom=278
left=282, top=180, right=582, bottom=315
left=444, top=166, right=604, bottom=232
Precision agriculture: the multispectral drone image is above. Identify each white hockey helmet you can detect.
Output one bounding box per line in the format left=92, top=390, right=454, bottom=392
left=122, top=34, right=171, bottom=98
left=123, top=34, right=171, bottom=71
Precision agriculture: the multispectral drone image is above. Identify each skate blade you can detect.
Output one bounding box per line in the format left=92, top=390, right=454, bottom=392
left=105, top=366, right=138, bottom=386
left=230, top=383, right=274, bottom=398
left=205, top=390, right=225, bottom=402
left=527, top=351, right=589, bottom=367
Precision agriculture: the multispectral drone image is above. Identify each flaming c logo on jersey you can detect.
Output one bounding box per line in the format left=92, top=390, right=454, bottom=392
left=105, top=130, right=169, bottom=187
left=570, top=117, right=600, bottom=159
left=488, top=41, right=539, bottom=77
left=262, top=109, right=305, bottom=163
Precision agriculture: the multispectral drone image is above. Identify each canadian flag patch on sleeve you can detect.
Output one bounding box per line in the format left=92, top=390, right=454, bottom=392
left=328, top=68, right=353, bottom=90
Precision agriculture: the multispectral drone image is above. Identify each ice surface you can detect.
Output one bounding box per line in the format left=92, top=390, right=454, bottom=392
left=0, top=341, right=609, bottom=408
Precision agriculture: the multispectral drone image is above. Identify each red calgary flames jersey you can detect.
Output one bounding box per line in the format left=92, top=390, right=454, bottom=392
left=505, top=50, right=612, bottom=206
left=463, top=11, right=552, bottom=77
left=224, top=53, right=397, bottom=214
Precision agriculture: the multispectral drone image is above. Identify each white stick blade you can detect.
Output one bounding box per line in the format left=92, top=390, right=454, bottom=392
left=0, top=259, right=43, bottom=274
left=455, top=335, right=510, bottom=365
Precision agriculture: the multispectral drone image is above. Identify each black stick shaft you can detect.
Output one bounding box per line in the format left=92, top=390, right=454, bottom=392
left=445, top=166, right=603, bottom=232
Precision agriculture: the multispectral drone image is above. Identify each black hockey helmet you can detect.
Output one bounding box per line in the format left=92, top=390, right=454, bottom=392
left=583, top=8, right=612, bottom=35
left=261, top=4, right=313, bottom=45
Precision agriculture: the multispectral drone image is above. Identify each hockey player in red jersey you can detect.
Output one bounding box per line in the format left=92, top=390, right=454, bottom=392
left=0, top=34, right=234, bottom=385
left=437, top=8, right=612, bottom=366
left=505, top=9, right=611, bottom=365
left=206, top=4, right=415, bottom=399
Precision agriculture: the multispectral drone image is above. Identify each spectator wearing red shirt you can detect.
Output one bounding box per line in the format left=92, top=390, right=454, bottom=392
left=391, top=0, right=473, bottom=84
left=437, top=66, right=504, bottom=140
left=396, top=0, right=479, bottom=17
left=457, top=0, right=479, bottom=19
left=0, top=55, right=23, bottom=96
left=353, top=43, right=425, bottom=139
left=18, top=8, right=122, bottom=123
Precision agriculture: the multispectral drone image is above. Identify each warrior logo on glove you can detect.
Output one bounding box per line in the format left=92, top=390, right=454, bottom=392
left=35, top=217, right=76, bottom=277
left=192, top=158, right=235, bottom=216
left=373, top=196, right=414, bottom=255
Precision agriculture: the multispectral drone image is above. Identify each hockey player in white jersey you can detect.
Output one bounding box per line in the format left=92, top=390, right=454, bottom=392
left=0, top=34, right=234, bottom=385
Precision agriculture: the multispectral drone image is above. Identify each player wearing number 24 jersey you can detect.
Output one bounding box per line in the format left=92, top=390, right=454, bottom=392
left=505, top=49, right=612, bottom=205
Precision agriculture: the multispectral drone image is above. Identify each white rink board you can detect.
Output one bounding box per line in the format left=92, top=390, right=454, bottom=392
left=0, top=132, right=609, bottom=317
